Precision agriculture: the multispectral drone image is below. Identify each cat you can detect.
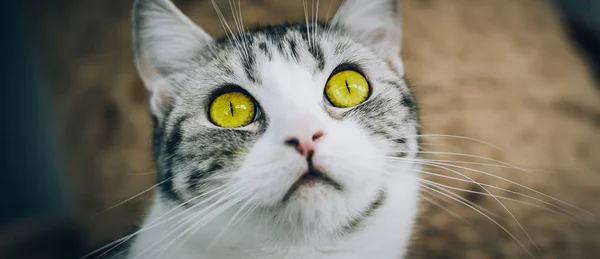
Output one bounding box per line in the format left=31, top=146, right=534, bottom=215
left=102, top=0, right=423, bottom=258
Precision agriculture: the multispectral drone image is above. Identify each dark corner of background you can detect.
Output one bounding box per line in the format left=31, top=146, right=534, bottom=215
left=0, top=0, right=71, bottom=230
left=551, top=0, right=600, bottom=85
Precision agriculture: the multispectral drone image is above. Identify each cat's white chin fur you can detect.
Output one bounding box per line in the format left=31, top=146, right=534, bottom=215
left=129, top=164, right=421, bottom=259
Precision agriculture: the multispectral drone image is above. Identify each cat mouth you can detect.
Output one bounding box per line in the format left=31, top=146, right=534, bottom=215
left=282, top=168, right=342, bottom=203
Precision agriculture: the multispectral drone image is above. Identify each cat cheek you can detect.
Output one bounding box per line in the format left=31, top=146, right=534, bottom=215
left=314, top=125, right=386, bottom=190
left=232, top=140, right=307, bottom=206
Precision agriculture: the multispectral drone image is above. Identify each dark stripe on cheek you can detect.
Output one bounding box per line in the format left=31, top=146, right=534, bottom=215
left=401, top=93, right=417, bottom=115
left=393, top=138, right=406, bottom=144
left=165, top=115, right=187, bottom=161
left=342, top=189, right=387, bottom=234
left=159, top=115, right=188, bottom=202
left=188, top=162, right=223, bottom=192
left=150, top=113, right=163, bottom=161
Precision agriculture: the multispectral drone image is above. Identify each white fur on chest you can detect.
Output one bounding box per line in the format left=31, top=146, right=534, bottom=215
left=128, top=165, right=420, bottom=259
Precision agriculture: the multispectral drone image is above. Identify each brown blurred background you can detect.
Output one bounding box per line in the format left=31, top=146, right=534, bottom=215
left=1, top=0, right=600, bottom=258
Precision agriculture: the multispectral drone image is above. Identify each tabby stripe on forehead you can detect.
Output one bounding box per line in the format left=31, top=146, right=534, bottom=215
left=159, top=115, right=188, bottom=202
left=307, top=42, right=325, bottom=71
left=241, top=48, right=258, bottom=83
left=258, top=42, right=272, bottom=60
left=288, top=38, right=299, bottom=61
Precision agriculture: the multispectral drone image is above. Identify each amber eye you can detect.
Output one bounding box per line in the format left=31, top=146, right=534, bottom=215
left=209, top=92, right=256, bottom=128
left=324, top=70, right=370, bottom=108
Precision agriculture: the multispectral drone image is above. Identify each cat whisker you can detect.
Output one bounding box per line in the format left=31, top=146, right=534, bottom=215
left=210, top=0, right=248, bottom=59
left=398, top=170, right=501, bottom=219
left=135, top=159, right=286, bottom=258
left=417, top=142, right=456, bottom=149
left=386, top=154, right=592, bottom=220
left=129, top=171, right=156, bottom=176
left=237, top=0, right=244, bottom=32
left=419, top=160, right=595, bottom=218
left=236, top=0, right=249, bottom=54
left=420, top=190, right=472, bottom=225
left=400, top=150, right=534, bottom=173
left=389, top=169, right=501, bottom=219
left=233, top=202, right=260, bottom=231
left=402, top=133, right=506, bottom=151
left=152, top=189, right=251, bottom=259
left=386, top=155, right=534, bottom=173
left=208, top=193, right=257, bottom=248
left=419, top=184, right=536, bottom=259
left=421, top=179, right=584, bottom=223
left=326, top=0, right=335, bottom=20
left=210, top=0, right=233, bottom=37
left=415, top=160, right=540, bottom=251
left=315, top=0, right=321, bottom=46
left=302, top=0, right=311, bottom=47
left=421, top=180, right=501, bottom=219
left=84, top=183, right=234, bottom=259
left=228, top=0, right=241, bottom=35
left=401, top=133, right=559, bottom=174
left=227, top=0, right=250, bottom=56
left=414, top=168, right=587, bottom=221
left=108, top=165, right=245, bottom=222
left=99, top=176, right=167, bottom=213
left=134, top=186, right=247, bottom=259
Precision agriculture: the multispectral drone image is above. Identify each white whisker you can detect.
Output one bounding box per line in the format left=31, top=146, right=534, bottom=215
left=404, top=134, right=506, bottom=151
left=421, top=160, right=595, bottom=217
left=391, top=168, right=500, bottom=219
left=401, top=150, right=533, bottom=173
left=210, top=0, right=247, bottom=59
left=422, top=179, right=583, bottom=222
left=84, top=183, right=233, bottom=259
left=413, top=169, right=586, bottom=221
left=303, top=0, right=310, bottom=47
left=418, top=160, right=539, bottom=251
left=326, top=0, right=335, bottom=20
left=420, top=184, right=535, bottom=259
left=100, top=176, right=166, bottom=213
left=420, top=190, right=472, bottom=225
left=387, top=156, right=539, bottom=174
left=153, top=190, right=249, bottom=258
left=136, top=187, right=245, bottom=259
left=208, top=193, right=256, bottom=248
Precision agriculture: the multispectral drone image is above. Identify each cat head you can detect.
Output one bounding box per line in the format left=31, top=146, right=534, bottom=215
left=133, top=0, right=420, bottom=240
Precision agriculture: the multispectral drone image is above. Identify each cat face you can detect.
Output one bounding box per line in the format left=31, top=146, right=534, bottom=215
left=134, top=0, right=420, bottom=238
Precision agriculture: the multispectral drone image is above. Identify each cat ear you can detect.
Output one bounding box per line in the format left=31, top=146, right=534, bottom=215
left=331, top=0, right=402, bottom=60
left=132, top=0, right=213, bottom=117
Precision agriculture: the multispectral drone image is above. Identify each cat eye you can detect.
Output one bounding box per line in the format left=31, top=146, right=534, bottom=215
left=209, top=91, right=256, bottom=128
left=324, top=70, right=370, bottom=108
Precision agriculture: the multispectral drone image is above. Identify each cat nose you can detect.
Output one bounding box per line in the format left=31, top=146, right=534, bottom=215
left=284, top=131, right=324, bottom=158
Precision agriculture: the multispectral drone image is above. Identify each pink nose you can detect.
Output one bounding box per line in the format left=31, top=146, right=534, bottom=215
left=284, top=131, right=324, bottom=157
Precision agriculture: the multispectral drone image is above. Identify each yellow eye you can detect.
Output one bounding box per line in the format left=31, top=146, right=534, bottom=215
left=209, top=92, right=256, bottom=128
left=325, top=70, right=370, bottom=108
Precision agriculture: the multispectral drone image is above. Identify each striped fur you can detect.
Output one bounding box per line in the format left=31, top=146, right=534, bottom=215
left=126, top=0, right=421, bottom=258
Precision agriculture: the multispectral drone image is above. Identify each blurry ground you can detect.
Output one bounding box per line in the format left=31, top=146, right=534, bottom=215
left=23, top=0, right=600, bottom=258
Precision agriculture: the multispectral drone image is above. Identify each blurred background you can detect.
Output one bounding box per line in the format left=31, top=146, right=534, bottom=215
left=1, top=0, right=599, bottom=258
